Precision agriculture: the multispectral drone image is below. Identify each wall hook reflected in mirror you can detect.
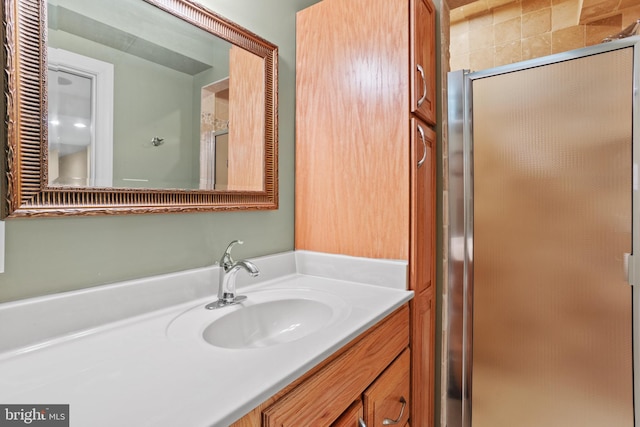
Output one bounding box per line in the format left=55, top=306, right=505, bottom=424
left=150, top=136, right=165, bottom=147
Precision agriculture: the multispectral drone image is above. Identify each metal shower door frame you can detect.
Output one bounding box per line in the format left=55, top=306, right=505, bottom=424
left=446, top=36, right=640, bottom=427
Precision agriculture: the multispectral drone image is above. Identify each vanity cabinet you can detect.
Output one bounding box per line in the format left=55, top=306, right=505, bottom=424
left=294, top=0, right=437, bottom=425
left=231, top=305, right=410, bottom=426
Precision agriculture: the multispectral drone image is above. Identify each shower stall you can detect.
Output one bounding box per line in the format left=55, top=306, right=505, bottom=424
left=446, top=37, right=640, bottom=427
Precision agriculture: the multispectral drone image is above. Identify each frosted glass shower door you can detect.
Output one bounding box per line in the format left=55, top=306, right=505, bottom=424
left=471, top=48, right=634, bottom=427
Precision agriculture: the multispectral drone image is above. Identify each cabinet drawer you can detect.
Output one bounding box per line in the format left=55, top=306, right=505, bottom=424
left=364, top=348, right=411, bottom=426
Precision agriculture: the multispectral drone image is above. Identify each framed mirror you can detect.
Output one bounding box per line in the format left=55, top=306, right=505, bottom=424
left=2, top=0, right=278, bottom=217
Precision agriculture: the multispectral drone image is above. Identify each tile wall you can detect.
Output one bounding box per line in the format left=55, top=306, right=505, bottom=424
left=450, top=0, right=640, bottom=71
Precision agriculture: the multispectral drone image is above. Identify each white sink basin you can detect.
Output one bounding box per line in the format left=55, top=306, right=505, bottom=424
left=203, top=298, right=334, bottom=348
left=167, top=288, right=350, bottom=349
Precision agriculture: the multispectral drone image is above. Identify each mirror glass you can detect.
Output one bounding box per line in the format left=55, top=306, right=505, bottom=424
left=4, top=0, right=277, bottom=217
left=46, top=0, right=265, bottom=192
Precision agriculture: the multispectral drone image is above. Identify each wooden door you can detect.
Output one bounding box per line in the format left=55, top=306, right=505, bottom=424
left=410, top=0, right=436, bottom=125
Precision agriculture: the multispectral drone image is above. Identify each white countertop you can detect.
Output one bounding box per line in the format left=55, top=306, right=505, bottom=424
left=0, top=251, right=412, bottom=426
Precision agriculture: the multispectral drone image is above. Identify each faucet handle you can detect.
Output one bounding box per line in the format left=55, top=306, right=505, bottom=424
left=220, top=240, right=243, bottom=266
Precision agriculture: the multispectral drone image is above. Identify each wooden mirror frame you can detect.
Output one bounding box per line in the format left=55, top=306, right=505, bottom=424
left=2, top=0, right=278, bottom=218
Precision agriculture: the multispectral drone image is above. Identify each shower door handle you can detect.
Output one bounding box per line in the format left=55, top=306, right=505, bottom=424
left=625, top=253, right=638, bottom=286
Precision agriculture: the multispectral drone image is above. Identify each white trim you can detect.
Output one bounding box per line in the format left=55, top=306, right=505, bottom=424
left=295, top=250, right=408, bottom=290
left=48, top=48, right=114, bottom=187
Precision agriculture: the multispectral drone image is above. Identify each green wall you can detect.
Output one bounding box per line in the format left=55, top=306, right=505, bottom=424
left=0, top=0, right=321, bottom=303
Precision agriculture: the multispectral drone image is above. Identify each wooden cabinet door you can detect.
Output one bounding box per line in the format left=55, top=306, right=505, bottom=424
left=411, top=287, right=435, bottom=427
left=410, top=0, right=436, bottom=125
left=363, top=349, right=411, bottom=426
left=410, top=118, right=436, bottom=294
left=332, top=400, right=364, bottom=427
left=409, top=118, right=436, bottom=427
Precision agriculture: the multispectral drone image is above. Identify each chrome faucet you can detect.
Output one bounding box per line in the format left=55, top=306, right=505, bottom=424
left=205, top=240, right=260, bottom=310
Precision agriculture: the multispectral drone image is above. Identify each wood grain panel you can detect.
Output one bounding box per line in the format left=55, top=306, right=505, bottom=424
left=228, top=45, right=265, bottom=191
left=263, top=305, right=410, bottom=426
left=295, top=0, right=410, bottom=260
